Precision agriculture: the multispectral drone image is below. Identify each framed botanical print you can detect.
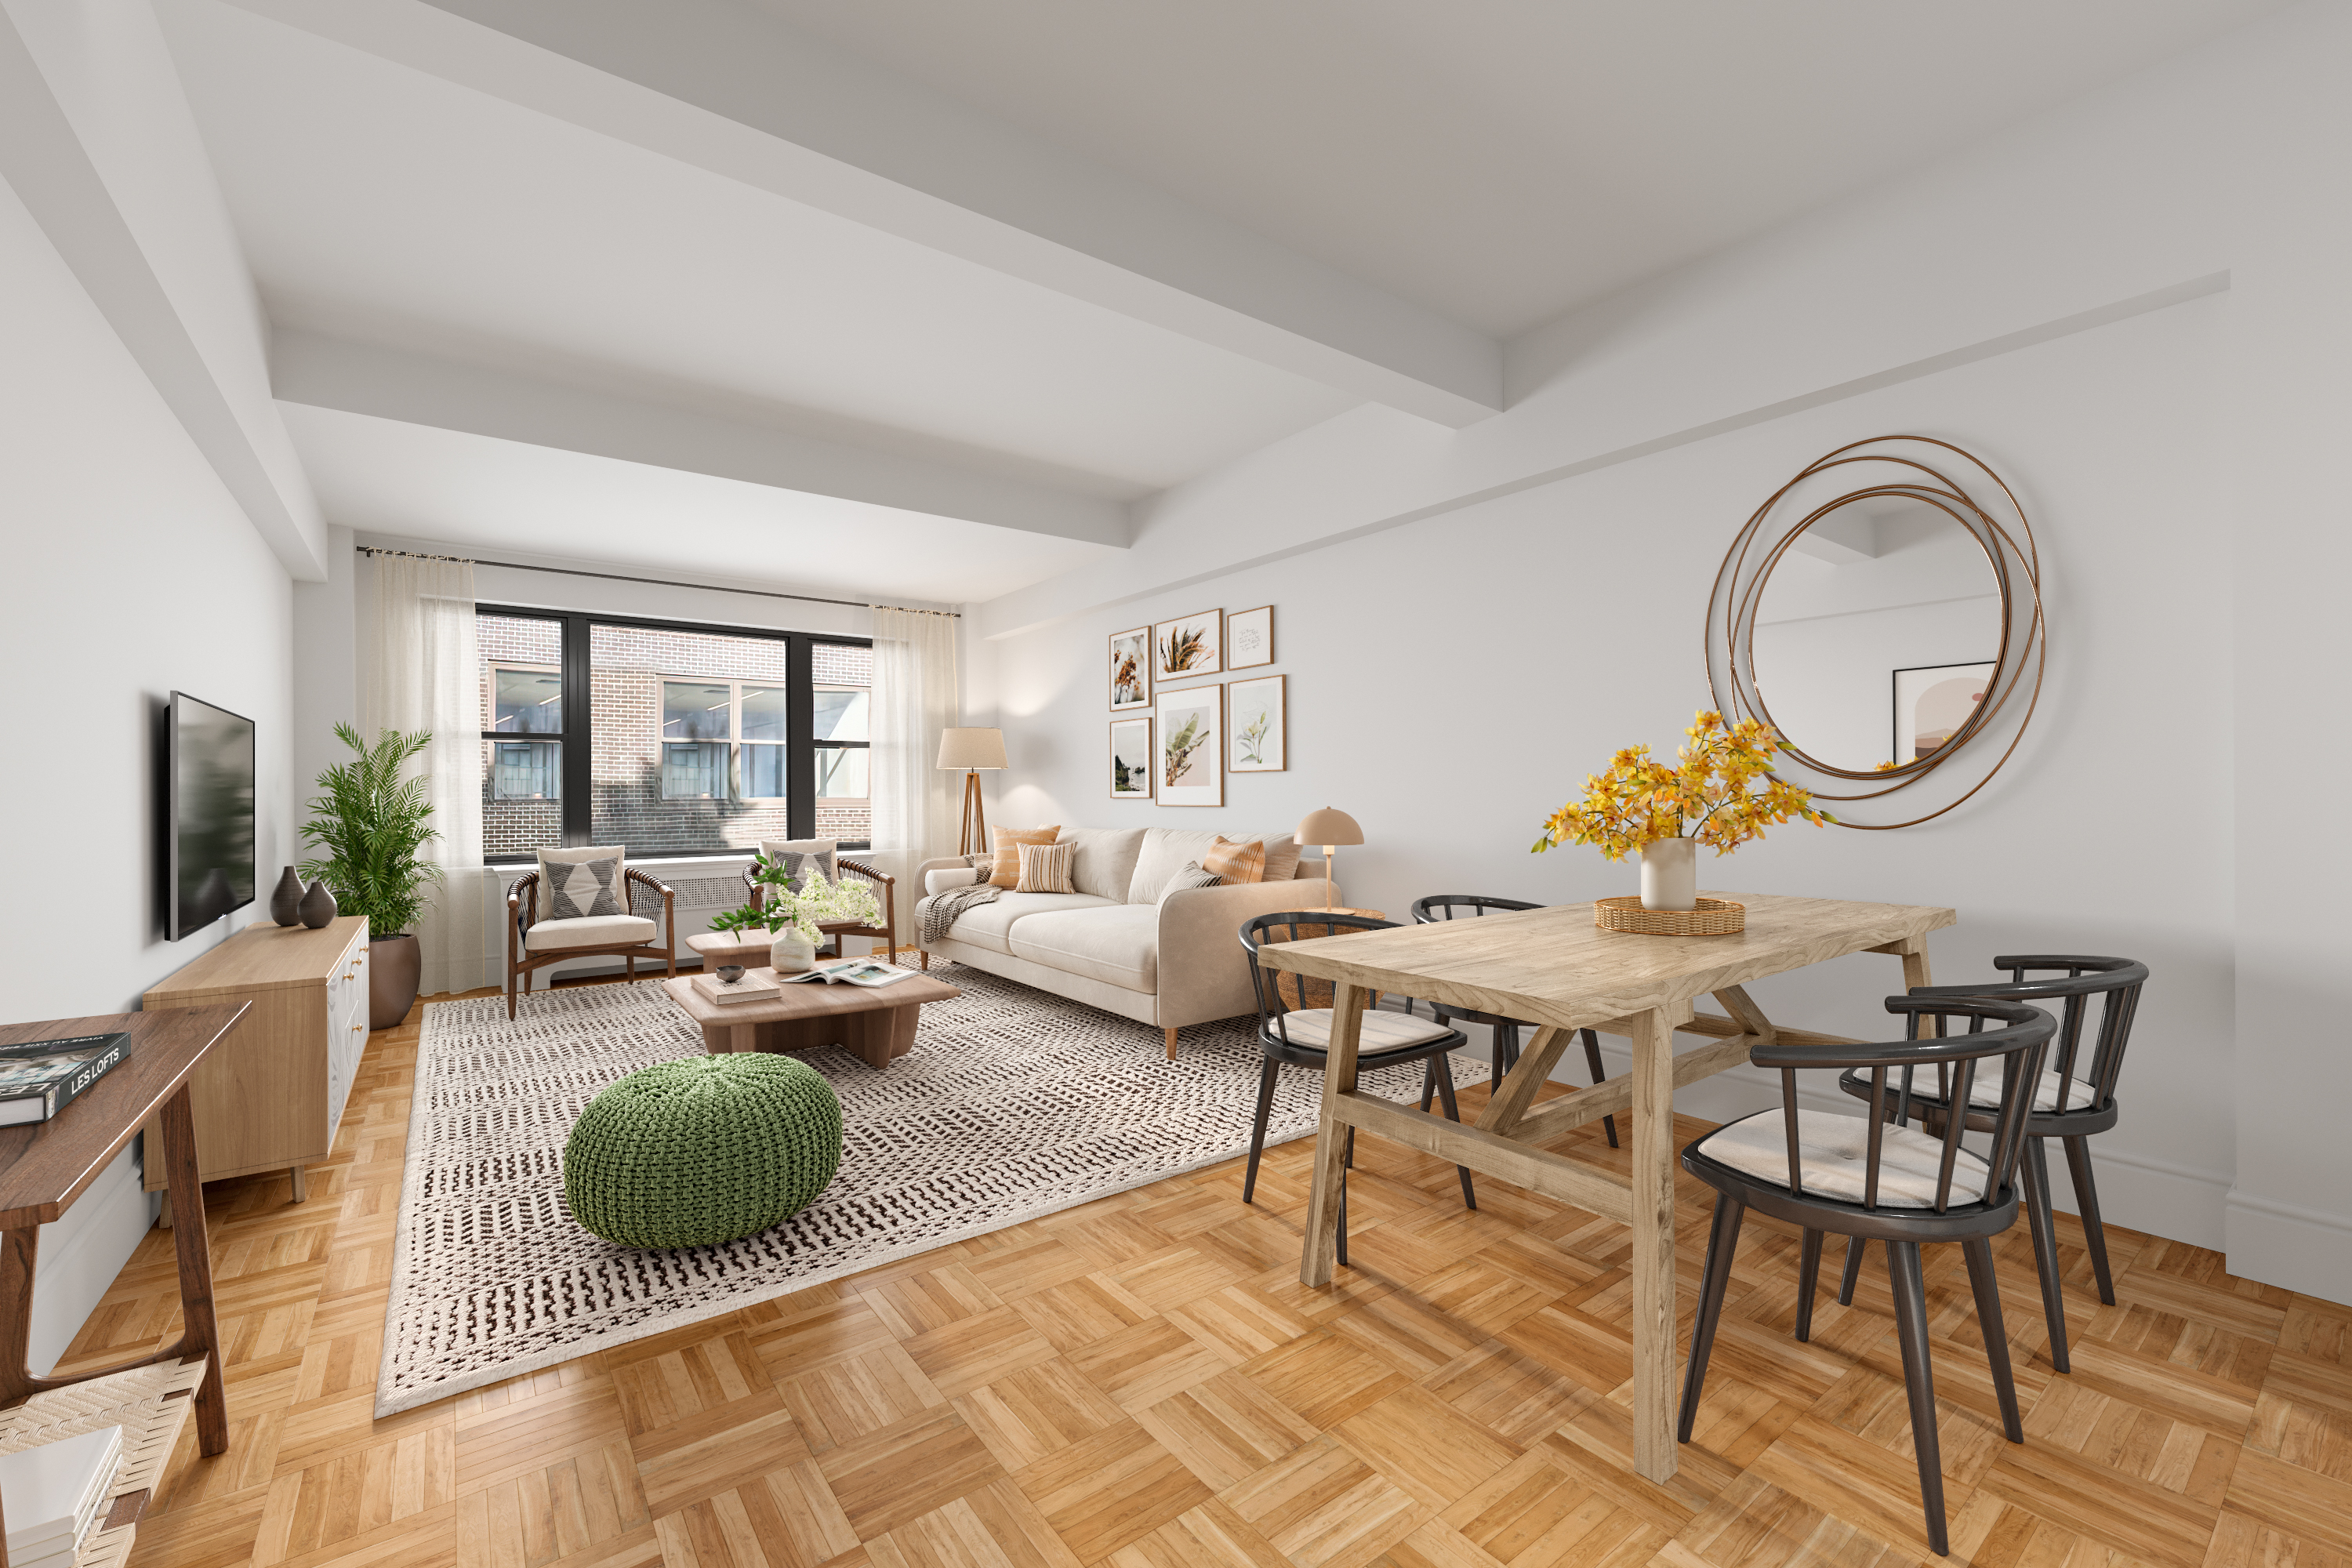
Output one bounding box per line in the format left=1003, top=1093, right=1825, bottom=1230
left=1154, top=684, right=1223, bottom=807
left=1225, top=605, right=1273, bottom=670
left=1893, top=661, right=1994, bottom=764
left=1109, top=718, right=1152, bottom=799
left=1228, top=674, right=1284, bottom=771
left=1152, top=608, right=1222, bottom=681
left=1109, top=626, right=1150, bottom=711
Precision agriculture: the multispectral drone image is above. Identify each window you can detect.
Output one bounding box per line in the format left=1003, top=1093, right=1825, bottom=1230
left=476, top=606, right=870, bottom=860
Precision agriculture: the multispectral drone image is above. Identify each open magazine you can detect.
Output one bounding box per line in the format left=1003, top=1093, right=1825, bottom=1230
left=779, top=959, right=916, bottom=989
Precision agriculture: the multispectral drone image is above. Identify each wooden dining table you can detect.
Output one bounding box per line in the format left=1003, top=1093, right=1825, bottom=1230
left=1254, top=891, right=1955, bottom=1483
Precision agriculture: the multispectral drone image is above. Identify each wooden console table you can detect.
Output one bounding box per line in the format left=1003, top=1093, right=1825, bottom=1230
left=0, top=1006, right=238, bottom=1556
left=1255, top=891, right=1955, bottom=1484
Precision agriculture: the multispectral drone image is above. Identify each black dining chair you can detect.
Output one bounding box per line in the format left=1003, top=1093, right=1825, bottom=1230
left=1410, top=895, right=1617, bottom=1148
left=1239, top=912, right=1478, bottom=1265
left=1828, top=955, right=2149, bottom=1374
left=1679, top=994, right=2056, bottom=1557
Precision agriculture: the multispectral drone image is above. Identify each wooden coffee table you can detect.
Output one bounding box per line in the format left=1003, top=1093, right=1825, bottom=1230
left=662, top=968, right=961, bottom=1068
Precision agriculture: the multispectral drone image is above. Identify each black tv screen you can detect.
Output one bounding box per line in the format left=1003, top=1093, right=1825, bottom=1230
left=169, top=692, right=256, bottom=940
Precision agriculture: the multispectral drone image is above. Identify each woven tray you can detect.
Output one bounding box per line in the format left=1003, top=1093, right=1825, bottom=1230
left=1594, top=897, right=1745, bottom=935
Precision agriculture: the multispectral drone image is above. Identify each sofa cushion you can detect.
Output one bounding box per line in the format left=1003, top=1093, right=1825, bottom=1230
left=1007, top=904, right=1160, bottom=993
left=914, top=891, right=1117, bottom=953
left=1127, top=829, right=1302, bottom=902
left=1017, top=840, right=1078, bottom=894
left=989, top=826, right=1062, bottom=888
left=1057, top=827, right=1149, bottom=901
left=524, top=914, right=659, bottom=953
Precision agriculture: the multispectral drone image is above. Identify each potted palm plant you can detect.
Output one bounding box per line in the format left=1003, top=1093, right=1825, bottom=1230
left=300, top=724, right=441, bottom=1029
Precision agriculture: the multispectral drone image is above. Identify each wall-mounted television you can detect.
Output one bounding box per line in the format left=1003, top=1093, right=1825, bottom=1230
left=169, top=691, right=255, bottom=941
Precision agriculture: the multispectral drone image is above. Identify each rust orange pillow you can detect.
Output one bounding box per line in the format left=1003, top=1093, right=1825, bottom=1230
left=1202, top=835, right=1268, bottom=884
left=990, top=826, right=1062, bottom=888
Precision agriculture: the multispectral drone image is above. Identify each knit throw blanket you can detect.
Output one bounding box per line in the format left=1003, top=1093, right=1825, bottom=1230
left=921, top=879, right=1002, bottom=946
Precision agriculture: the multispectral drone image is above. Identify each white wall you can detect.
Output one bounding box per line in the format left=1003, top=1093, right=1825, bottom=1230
left=0, top=172, right=293, bottom=1367
left=984, top=2, right=2352, bottom=1301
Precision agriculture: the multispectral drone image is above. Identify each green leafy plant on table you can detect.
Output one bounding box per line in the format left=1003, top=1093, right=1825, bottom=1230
left=707, top=852, right=883, bottom=942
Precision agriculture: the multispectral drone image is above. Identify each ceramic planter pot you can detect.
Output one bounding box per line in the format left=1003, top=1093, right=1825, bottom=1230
left=770, top=931, right=818, bottom=973
left=369, top=932, right=421, bottom=1029
left=1639, top=838, right=1698, bottom=912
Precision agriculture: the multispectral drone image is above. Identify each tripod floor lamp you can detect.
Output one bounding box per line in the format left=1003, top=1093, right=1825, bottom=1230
left=938, top=728, right=1008, bottom=858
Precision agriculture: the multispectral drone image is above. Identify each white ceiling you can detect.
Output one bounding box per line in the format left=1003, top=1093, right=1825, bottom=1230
left=757, top=0, right=2292, bottom=337
left=154, top=0, right=2290, bottom=603
left=284, top=403, right=1118, bottom=601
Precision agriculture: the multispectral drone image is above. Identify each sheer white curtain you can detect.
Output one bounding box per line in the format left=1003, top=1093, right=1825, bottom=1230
left=367, top=553, right=487, bottom=996
left=869, top=607, right=960, bottom=881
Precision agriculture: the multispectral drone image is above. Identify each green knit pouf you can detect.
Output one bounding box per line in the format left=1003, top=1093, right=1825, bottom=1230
left=563, top=1054, right=842, bottom=1249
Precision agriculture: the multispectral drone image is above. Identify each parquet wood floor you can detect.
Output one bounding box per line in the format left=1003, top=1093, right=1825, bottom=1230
left=77, top=976, right=2351, bottom=1568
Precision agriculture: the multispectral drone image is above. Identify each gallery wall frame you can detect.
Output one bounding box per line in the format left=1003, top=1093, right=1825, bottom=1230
left=1154, top=684, right=1224, bottom=806
left=1153, top=609, right=1223, bottom=681
left=1109, top=626, right=1150, bottom=712
left=1228, top=673, right=1285, bottom=772
left=1225, top=605, right=1273, bottom=670
left=1109, top=717, right=1152, bottom=799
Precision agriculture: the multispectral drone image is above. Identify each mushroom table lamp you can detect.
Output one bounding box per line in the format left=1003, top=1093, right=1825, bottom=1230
left=1292, top=807, right=1363, bottom=913
left=937, top=728, right=1009, bottom=858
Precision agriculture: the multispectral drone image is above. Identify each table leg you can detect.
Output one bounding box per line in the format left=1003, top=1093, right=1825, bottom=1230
left=161, top=1084, right=228, bottom=1456
left=729, top=1022, right=755, bottom=1054
left=1299, top=982, right=1368, bottom=1287
left=1629, top=1004, right=1679, bottom=1483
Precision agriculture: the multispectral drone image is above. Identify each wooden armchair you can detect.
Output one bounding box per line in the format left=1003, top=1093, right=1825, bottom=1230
left=507, top=867, right=676, bottom=1018
left=744, top=855, right=898, bottom=961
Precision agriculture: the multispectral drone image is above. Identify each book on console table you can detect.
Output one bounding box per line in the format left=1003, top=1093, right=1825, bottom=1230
left=691, top=971, right=783, bottom=1006
left=0, top=1032, right=129, bottom=1126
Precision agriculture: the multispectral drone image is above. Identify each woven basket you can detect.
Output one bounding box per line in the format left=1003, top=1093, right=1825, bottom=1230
left=1594, top=896, right=1745, bottom=936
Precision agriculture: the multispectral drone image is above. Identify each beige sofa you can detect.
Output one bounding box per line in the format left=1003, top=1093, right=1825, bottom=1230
left=914, top=827, right=1340, bottom=1058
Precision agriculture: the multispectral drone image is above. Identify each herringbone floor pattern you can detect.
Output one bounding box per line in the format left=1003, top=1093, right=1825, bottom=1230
left=75, top=976, right=2352, bottom=1568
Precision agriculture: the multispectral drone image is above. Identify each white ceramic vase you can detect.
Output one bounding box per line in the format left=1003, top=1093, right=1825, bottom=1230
left=1639, top=838, right=1698, bottom=912
left=770, top=930, right=818, bottom=973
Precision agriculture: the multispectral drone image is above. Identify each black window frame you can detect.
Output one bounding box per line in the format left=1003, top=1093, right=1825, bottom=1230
left=477, top=604, right=872, bottom=863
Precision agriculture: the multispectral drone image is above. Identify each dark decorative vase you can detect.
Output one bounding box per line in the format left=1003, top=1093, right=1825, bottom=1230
left=270, top=866, right=303, bottom=926
left=368, top=932, right=421, bottom=1030
left=298, top=879, right=338, bottom=929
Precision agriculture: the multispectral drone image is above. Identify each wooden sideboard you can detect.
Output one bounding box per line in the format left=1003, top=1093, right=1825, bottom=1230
left=141, top=916, right=371, bottom=1205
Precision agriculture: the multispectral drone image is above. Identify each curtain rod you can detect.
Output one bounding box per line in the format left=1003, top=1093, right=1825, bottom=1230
left=354, top=546, right=960, bottom=617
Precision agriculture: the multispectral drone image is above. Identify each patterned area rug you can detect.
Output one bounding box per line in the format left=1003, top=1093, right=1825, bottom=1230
left=377, top=963, right=1484, bottom=1415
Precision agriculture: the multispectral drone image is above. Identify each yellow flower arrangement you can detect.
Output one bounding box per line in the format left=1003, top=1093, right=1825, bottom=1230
left=1531, top=710, right=1831, bottom=861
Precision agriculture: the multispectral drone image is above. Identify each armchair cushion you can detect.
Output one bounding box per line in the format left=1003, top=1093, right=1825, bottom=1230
left=524, top=913, right=660, bottom=953
left=535, top=845, right=626, bottom=920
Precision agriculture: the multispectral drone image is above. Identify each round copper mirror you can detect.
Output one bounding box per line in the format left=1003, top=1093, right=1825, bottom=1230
left=1704, top=436, right=2045, bottom=829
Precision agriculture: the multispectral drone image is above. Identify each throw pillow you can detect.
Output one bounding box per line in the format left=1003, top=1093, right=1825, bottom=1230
left=989, top=826, right=1062, bottom=889
left=757, top=838, right=838, bottom=893
left=1202, top=835, right=1268, bottom=884
left=1015, top=840, right=1078, bottom=895
left=924, top=866, right=982, bottom=897
left=1257, top=833, right=1305, bottom=884
left=1157, top=860, right=1224, bottom=904
left=540, top=852, right=624, bottom=921
left=534, top=845, right=628, bottom=920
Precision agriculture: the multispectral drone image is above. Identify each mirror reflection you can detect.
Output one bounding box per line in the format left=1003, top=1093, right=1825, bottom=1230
left=1750, top=502, right=2002, bottom=772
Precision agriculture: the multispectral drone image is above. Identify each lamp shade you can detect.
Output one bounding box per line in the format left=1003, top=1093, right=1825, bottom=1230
left=1293, top=807, right=1363, bottom=847
left=936, top=728, right=1008, bottom=771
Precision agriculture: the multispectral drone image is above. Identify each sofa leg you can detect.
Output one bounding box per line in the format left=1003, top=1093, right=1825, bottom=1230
left=1165, top=1027, right=1179, bottom=1061
left=920, top=950, right=931, bottom=971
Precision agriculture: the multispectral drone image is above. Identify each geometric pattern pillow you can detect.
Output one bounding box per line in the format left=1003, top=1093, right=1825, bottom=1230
left=543, top=856, right=623, bottom=920
left=757, top=839, right=839, bottom=895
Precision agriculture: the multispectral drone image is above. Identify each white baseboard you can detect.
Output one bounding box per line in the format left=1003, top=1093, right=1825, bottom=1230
left=2225, top=1191, right=2352, bottom=1302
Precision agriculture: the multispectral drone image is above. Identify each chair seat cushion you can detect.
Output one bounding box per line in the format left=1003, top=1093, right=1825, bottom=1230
left=1273, top=1007, right=1456, bottom=1052
left=526, top=914, right=660, bottom=953
left=1840, top=1066, right=2105, bottom=1115
left=1693, top=1109, right=1991, bottom=1208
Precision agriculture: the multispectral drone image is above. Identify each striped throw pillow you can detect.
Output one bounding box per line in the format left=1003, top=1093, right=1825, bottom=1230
left=1156, top=860, right=1223, bottom=904
left=1015, top=840, right=1078, bottom=895
left=990, top=826, right=1062, bottom=888
left=1202, top=835, right=1268, bottom=884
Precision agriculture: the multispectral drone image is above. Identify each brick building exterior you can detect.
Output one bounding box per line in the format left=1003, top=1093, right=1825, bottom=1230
left=478, top=614, right=870, bottom=858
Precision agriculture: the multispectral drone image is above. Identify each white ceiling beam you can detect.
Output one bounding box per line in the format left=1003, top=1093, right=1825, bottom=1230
left=0, top=1, right=326, bottom=578
left=271, top=330, right=1131, bottom=547
left=221, top=0, right=1503, bottom=427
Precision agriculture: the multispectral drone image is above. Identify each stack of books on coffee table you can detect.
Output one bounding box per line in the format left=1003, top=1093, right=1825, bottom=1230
left=0, top=1424, right=123, bottom=1568
left=691, top=970, right=782, bottom=1007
